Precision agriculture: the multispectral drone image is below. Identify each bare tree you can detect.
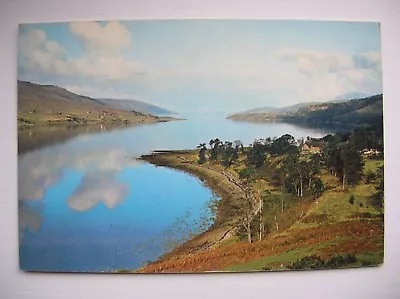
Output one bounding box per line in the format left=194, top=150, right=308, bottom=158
left=259, top=197, right=263, bottom=241
left=236, top=186, right=260, bottom=243
left=274, top=216, right=279, bottom=232
left=241, top=190, right=255, bottom=243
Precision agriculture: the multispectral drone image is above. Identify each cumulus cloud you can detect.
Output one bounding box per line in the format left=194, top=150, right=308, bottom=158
left=19, top=29, right=62, bottom=57
left=70, top=21, right=131, bottom=55
left=271, top=48, right=382, bottom=102
left=353, top=52, right=382, bottom=70
left=277, top=48, right=354, bottom=74
left=277, top=48, right=381, bottom=74
left=18, top=29, right=66, bottom=74
left=67, top=174, right=128, bottom=212
left=18, top=23, right=144, bottom=80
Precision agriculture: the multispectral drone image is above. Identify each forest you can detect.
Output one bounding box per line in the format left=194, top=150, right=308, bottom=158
left=195, top=121, right=384, bottom=243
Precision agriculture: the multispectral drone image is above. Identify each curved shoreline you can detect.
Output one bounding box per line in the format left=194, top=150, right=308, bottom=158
left=138, top=150, right=247, bottom=262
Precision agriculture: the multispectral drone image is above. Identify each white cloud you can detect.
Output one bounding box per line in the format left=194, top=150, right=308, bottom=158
left=19, top=29, right=66, bottom=74
left=362, top=52, right=381, bottom=65
left=44, top=41, right=65, bottom=57
left=70, top=21, right=131, bottom=55
left=18, top=24, right=143, bottom=80
left=277, top=48, right=354, bottom=74
left=19, top=29, right=46, bottom=55
left=268, top=48, right=382, bottom=102
left=294, top=68, right=381, bottom=102
left=353, top=52, right=382, bottom=70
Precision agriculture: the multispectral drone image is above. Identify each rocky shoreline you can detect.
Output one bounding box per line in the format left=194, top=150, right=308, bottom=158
left=136, top=150, right=249, bottom=269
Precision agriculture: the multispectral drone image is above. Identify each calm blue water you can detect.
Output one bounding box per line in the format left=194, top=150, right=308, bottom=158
left=18, top=113, right=329, bottom=272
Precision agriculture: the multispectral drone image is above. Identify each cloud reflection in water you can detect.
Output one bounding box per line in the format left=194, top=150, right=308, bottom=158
left=18, top=203, right=43, bottom=242
left=18, top=146, right=135, bottom=206
left=67, top=174, right=128, bottom=212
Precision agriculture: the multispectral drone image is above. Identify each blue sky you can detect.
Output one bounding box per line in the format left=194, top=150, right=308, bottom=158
left=18, top=20, right=382, bottom=114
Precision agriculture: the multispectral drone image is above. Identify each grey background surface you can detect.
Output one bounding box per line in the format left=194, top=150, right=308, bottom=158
left=1, top=0, right=399, bottom=298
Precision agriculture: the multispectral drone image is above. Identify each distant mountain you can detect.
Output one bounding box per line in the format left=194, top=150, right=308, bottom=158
left=94, top=98, right=175, bottom=116
left=17, top=81, right=173, bottom=125
left=332, top=92, right=369, bottom=102
left=282, top=94, right=383, bottom=129
left=227, top=101, right=321, bottom=122
left=18, top=81, right=104, bottom=115
left=227, top=94, right=383, bottom=130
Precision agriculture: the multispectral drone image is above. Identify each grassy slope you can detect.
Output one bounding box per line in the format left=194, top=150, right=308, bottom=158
left=226, top=171, right=383, bottom=271
left=281, top=94, right=383, bottom=129
left=227, top=102, right=320, bottom=122
left=138, top=152, right=383, bottom=273
left=18, top=81, right=173, bottom=126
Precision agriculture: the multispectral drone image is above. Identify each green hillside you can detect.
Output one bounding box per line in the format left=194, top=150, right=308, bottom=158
left=281, top=94, right=383, bottom=129
left=228, top=94, right=383, bottom=130
left=17, top=81, right=172, bottom=126
left=241, top=101, right=319, bottom=115
left=94, top=98, right=175, bottom=116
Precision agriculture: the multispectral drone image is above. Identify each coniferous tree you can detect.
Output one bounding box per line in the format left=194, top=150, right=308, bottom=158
left=340, top=143, right=364, bottom=190
left=209, top=138, right=222, bottom=162
left=197, top=143, right=207, bottom=164
left=372, top=166, right=384, bottom=207
left=247, top=140, right=266, bottom=167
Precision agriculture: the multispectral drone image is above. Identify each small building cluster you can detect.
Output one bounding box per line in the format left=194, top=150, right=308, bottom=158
left=302, top=143, right=321, bottom=153
left=361, top=149, right=381, bottom=157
